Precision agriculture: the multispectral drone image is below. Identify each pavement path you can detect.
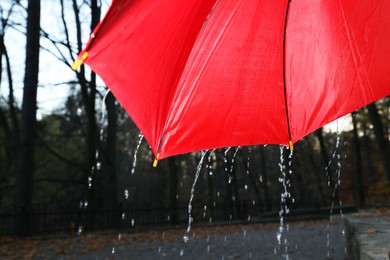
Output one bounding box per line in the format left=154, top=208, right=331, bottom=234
left=1, top=217, right=347, bottom=259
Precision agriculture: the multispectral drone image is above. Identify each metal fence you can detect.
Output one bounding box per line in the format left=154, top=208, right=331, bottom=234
left=0, top=202, right=250, bottom=236
left=0, top=203, right=355, bottom=236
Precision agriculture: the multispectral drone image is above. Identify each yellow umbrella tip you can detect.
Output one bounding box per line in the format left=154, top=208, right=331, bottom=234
left=153, top=153, right=161, bottom=168
left=289, top=140, right=294, bottom=151
left=71, top=52, right=89, bottom=71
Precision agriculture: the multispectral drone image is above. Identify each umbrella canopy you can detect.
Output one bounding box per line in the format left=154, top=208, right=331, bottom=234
left=74, top=0, right=390, bottom=162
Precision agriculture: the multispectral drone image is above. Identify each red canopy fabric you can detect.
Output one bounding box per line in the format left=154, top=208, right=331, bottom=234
left=75, top=0, right=390, bottom=160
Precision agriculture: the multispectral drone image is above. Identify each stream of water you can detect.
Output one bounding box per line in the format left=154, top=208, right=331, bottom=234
left=183, top=151, right=208, bottom=244
left=131, top=133, right=144, bottom=174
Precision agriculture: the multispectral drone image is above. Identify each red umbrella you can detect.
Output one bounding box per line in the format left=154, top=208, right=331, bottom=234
left=73, top=0, right=390, bottom=165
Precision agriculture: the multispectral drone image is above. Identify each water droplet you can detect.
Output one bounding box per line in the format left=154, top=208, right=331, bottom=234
left=124, top=189, right=129, bottom=200
left=131, top=219, right=135, bottom=226
left=276, top=233, right=282, bottom=245
left=180, top=249, right=184, bottom=256
left=96, top=161, right=101, bottom=170
left=76, top=107, right=82, bottom=116
left=244, top=185, right=248, bottom=190
left=77, top=225, right=83, bottom=235
left=88, top=177, right=92, bottom=188
left=112, top=247, right=115, bottom=254
left=121, top=213, right=126, bottom=220
left=183, top=235, right=189, bottom=243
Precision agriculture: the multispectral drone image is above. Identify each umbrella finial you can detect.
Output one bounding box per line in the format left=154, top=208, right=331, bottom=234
left=153, top=153, right=161, bottom=167
left=71, top=52, right=89, bottom=71
left=289, top=141, right=294, bottom=151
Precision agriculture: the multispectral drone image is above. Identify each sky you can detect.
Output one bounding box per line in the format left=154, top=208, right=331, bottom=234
left=1, top=0, right=109, bottom=117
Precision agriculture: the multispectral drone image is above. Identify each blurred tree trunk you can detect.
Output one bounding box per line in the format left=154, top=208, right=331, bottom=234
left=206, top=164, right=215, bottom=220
left=291, top=151, right=307, bottom=208
left=361, top=123, right=376, bottom=181
left=71, top=0, right=100, bottom=232
left=315, top=128, right=340, bottom=202
left=0, top=32, right=2, bottom=83
left=2, top=36, right=19, bottom=143
left=85, top=0, right=100, bottom=232
left=226, top=148, right=241, bottom=219
left=230, top=163, right=241, bottom=218
left=367, top=102, right=390, bottom=183
left=259, top=146, right=271, bottom=211
left=102, top=92, right=118, bottom=208
left=305, top=140, right=327, bottom=207
left=351, top=112, right=365, bottom=207
left=0, top=35, right=11, bottom=167
left=13, top=0, right=41, bottom=236
left=247, top=162, right=264, bottom=212
left=1, top=3, right=20, bottom=171
left=243, top=147, right=264, bottom=212
left=168, top=157, right=178, bottom=223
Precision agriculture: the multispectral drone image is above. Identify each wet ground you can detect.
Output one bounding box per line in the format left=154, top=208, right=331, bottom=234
left=0, top=217, right=347, bottom=259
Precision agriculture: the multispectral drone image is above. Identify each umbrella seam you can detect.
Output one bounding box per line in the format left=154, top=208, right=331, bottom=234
left=282, top=0, right=293, bottom=148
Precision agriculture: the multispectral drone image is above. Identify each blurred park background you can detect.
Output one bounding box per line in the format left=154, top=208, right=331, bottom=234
left=0, top=0, right=389, bottom=237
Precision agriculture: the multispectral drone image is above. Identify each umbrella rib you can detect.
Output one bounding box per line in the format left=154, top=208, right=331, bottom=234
left=282, top=0, right=294, bottom=151
left=153, top=0, right=223, bottom=166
